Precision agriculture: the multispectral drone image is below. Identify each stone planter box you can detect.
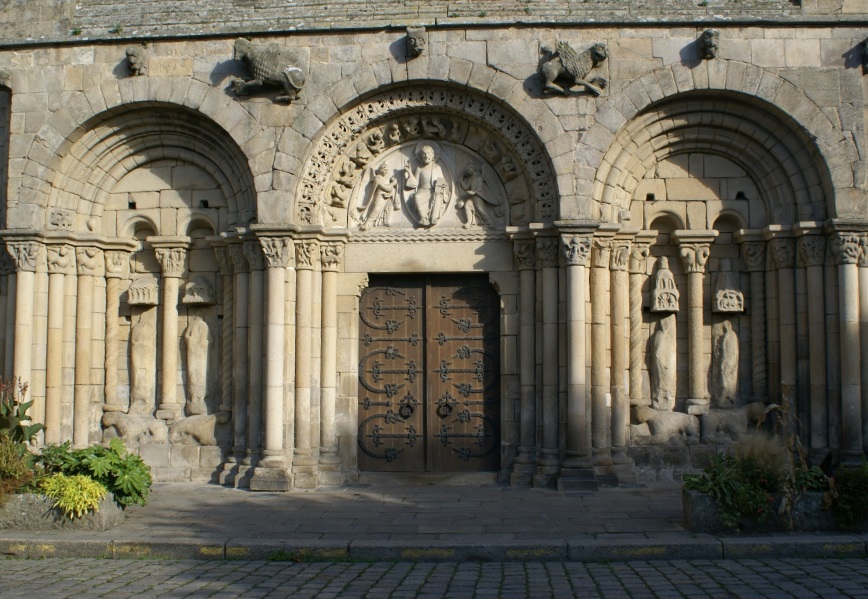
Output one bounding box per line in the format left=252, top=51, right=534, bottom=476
left=0, top=493, right=125, bottom=531
left=683, top=488, right=836, bottom=534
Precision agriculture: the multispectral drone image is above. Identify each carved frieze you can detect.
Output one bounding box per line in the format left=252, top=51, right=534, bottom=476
left=651, top=257, right=679, bottom=313
left=561, top=234, right=592, bottom=267
left=128, top=276, right=159, bottom=306
left=182, top=277, right=216, bottom=305
left=76, top=247, right=104, bottom=277
left=712, top=259, right=744, bottom=313
left=539, top=41, right=608, bottom=96
left=155, top=248, right=186, bottom=278
left=229, top=38, right=305, bottom=103
left=47, top=245, right=75, bottom=275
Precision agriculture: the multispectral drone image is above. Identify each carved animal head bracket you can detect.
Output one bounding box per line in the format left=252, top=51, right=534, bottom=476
left=229, top=38, right=306, bottom=104
left=125, top=46, right=148, bottom=76
left=406, top=26, right=427, bottom=58
left=699, top=29, right=719, bottom=60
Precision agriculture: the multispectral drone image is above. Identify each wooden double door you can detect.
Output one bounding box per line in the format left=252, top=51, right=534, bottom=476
left=357, top=275, right=500, bottom=472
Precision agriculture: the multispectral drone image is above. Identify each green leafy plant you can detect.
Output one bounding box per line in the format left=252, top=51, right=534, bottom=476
left=0, top=433, right=34, bottom=505
left=0, top=378, right=44, bottom=449
left=39, top=473, right=107, bottom=519
left=36, top=438, right=152, bottom=508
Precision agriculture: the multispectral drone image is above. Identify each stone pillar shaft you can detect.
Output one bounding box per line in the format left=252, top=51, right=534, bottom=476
left=590, top=235, right=612, bottom=455
left=9, top=242, right=39, bottom=407
left=153, top=245, right=186, bottom=420
left=832, top=232, right=862, bottom=455
left=628, top=240, right=651, bottom=408
left=510, top=237, right=536, bottom=484
left=230, top=244, right=250, bottom=465
left=320, top=243, right=343, bottom=468
left=103, top=250, right=128, bottom=415
left=74, top=247, right=102, bottom=447
left=293, top=240, right=318, bottom=488
left=244, top=240, right=265, bottom=467
left=610, top=240, right=630, bottom=452
left=740, top=240, right=768, bottom=399
left=771, top=237, right=798, bottom=433
left=798, top=235, right=827, bottom=450
left=45, top=245, right=73, bottom=444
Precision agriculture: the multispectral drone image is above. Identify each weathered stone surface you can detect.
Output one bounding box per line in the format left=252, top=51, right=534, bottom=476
left=0, top=493, right=124, bottom=531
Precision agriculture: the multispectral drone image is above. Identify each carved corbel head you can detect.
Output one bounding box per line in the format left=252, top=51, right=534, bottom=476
left=699, top=29, right=719, bottom=60
left=406, top=26, right=427, bottom=58
left=125, top=46, right=147, bottom=76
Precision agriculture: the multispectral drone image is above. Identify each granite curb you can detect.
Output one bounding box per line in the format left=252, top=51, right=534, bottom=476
left=2, top=533, right=867, bottom=562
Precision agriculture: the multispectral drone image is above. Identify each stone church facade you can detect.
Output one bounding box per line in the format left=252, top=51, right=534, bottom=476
left=0, top=1, right=865, bottom=490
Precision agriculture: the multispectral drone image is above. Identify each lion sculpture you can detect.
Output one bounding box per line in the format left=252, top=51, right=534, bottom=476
left=540, top=41, right=608, bottom=96
left=230, top=38, right=306, bottom=103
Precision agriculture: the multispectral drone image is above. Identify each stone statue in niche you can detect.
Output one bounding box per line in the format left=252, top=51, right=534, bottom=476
left=406, top=26, right=426, bottom=58
left=651, top=257, right=679, bottom=312
left=357, top=163, right=399, bottom=230
left=539, top=41, right=608, bottom=96
left=125, top=46, right=147, bottom=76
left=403, top=142, right=451, bottom=227
left=713, top=259, right=744, bottom=313
left=229, top=38, right=306, bottom=103
left=456, top=163, right=505, bottom=229
left=711, top=320, right=739, bottom=408
left=183, top=317, right=212, bottom=417
left=650, top=314, right=677, bottom=411
left=129, top=309, right=157, bottom=415
left=699, top=29, right=719, bottom=60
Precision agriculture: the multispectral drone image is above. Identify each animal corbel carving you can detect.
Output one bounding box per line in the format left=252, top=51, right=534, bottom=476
left=125, top=46, right=147, bottom=76
left=406, top=26, right=426, bottom=58
left=699, top=29, right=719, bottom=60
left=540, top=41, right=608, bottom=96
left=229, top=38, right=306, bottom=103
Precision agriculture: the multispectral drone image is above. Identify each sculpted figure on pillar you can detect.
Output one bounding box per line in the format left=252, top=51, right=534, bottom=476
left=104, top=251, right=129, bottom=279
left=770, top=238, right=795, bottom=271
left=741, top=241, right=767, bottom=272
left=798, top=236, right=826, bottom=268
left=76, top=247, right=104, bottom=277
left=47, top=245, right=75, bottom=274
left=154, top=248, right=186, bottom=278
left=679, top=243, right=710, bottom=274
left=183, top=317, right=212, bottom=417
left=650, top=315, right=677, bottom=411
left=259, top=237, right=293, bottom=269
left=403, top=142, right=451, bottom=227
left=536, top=236, right=559, bottom=269
left=7, top=241, right=41, bottom=272
left=711, top=320, right=739, bottom=408
left=651, top=257, right=679, bottom=312
left=320, top=244, right=344, bottom=272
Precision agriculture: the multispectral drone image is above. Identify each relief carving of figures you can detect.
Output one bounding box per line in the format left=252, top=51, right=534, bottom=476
left=129, top=309, right=157, bottom=415
left=456, top=164, right=504, bottom=229
left=357, top=163, right=399, bottom=230
left=513, top=239, right=535, bottom=270
left=47, top=245, right=75, bottom=274
left=561, top=235, right=592, bottom=267
left=76, top=247, right=104, bottom=276
left=539, top=41, right=608, bottom=96
left=831, top=232, right=862, bottom=265
left=105, top=251, right=129, bottom=279
left=330, top=159, right=356, bottom=209
left=403, top=142, right=451, bottom=227
left=711, top=320, right=739, bottom=409
left=320, top=244, right=344, bottom=272
left=183, top=317, right=212, bottom=417
left=798, top=236, right=826, bottom=268
left=229, top=38, right=306, bottom=103
left=650, top=315, right=677, bottom=411
left=679, top=243, right=710, bottom=274
left=712, top=259, right=744, bottom=313
left=8, top=242, right=41, bottom=272
left=651, top=257, right=680, bottom=312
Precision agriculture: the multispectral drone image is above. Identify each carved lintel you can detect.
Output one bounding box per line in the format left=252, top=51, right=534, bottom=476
left=560, top=234, right=592, bottom=267
left=243, top=240, right=265, bottom=271
left=7, top=241, right=41, bottom=273
left=678, top=243, right=711, bottom=274
left=47, top=244, right=75, bottom=275
left=699, top=29, right=719, bottom=60
left=320, top=243, right=344, bottom=272
left=740, top=241, right=767, bottom=272
left=591, top=238, right=612, bottom=269
left=104, top=250, right=129, bottom=279
left=628, top=242, right=651, bottom=275
left=610, top=241, right=630, bottom=272
left=154, top=247, right=186, bottom=278
left=76, top=247, right=104, bottom=277
left=830, top=232, right=862, bottom=266
left=228, top=244, right=249, bottom=274
left=797, top=236, right=826, bottom=268
left=513, top=238, right=536, bottom=270
left=535, top=236, right=558, bottom=269
left=770, top=238, right=795, bottom=270
left=259, top=237, right=293, bottom=269
left=651, top=256, right=679, bottom=313
left=295, top=240, right=318, bottom=270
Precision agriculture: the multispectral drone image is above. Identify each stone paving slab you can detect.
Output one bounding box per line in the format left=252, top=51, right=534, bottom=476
left=0, top=481, right=866, bottom=563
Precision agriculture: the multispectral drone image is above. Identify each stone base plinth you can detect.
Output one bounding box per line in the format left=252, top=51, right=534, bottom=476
left=250, top=466, right=292, bottom=491
left=0, top=493, right=125, bottom=530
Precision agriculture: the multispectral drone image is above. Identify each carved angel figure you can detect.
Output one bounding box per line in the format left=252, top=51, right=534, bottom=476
left=456, top=164, right=504, bottom=229
left=230, top=38, right=306, bottom=103
left=357, top=163, right=399, bottom=231
left=540, top=41, right=608, bottom=96
left=403, top=142, right=451, bottom=227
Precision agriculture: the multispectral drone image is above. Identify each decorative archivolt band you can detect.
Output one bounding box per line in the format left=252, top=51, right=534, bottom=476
left=297, top=86, right=557, bottom=228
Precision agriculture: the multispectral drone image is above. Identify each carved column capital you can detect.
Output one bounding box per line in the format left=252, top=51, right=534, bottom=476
left=678, top=243, right=711, bottom=274
left=769, top=238, right=795, bottom=270
left=513, top=238, right=536, bottom=270
left=797, top=236, right=826, bottom=268
left=560, top=234, right=592, bottom=267
left=628, top=242, right=651, bottom=274
left=154, top=247, right=186, bottom=278
left=47, top=244, right=75, bottom=275
left=228, top=243, right=249, bottom=274
left=740, top=241, right=767, bottom=272
left=213, top=246, right=232, bottom=276
left=320, top=243, right=344, bottom=272
left=104, top=250, right=130, bottom=279
left=591, top=237, right=612, bottom=269
left=830, top=232, right=862, bottom=265
left=242, top=240, right=264, bottom=271
left=7, top=241, right=42, bottom=273
left=535, top=236, right=559, bottom=269
left=259, top=237, right=294, bottom=269
left=295, top=240, right=319, bottom=270
left=610, top=240, right=631, bottom=272
left=76, top=247, right=104, bottom=277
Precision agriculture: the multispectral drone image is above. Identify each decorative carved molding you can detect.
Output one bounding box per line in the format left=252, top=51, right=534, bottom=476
left=651, top=257, right=679, bottom=313
left=539, top=41, right=608, bottom=97
left=229, top=38, right=305, bottom=104
left=770, top=238, right=795, bottom=270
left=320, top=244, right=344, bottom=272
left=182, top=277, right=216, bottom=305
left=830, top=232, right=862, bottom=265
left=610, top=241, right=630, bottom=272
left=259, top=237, right=293, bottom=269
left=678, top=243, right=711, bottom=274
left=591, top=238, right=611, bottom=269
left=740, top=241, right=767, bottom=272
left=628, top=242, right=651, bottom=275
left=128, top=276, right=160, bottom=306
left=7, top=241, right=41, bottom=273
left=47, top=245, right=75, bottom=275
left=295, top=241, right=318, bottom=269
left=797, top=236, right=826, bottom=268
left=104, top=250, right=129, bottom=279
left=154, top=247, right=186, bottom=278
left=699, top=29, right=719, bottom=60
left=560, top=234, right=592, bottom=267
left=513, top=239, right=536, bottom=270
left=49, top=209, right=73, bottom=229
left=228, top=244, right=249, bottom=274
left=76, top=247, right=104, bottom=277
left=536, top=236, right=559, bottom=269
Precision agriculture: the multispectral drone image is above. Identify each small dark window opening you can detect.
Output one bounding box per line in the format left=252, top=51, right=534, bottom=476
left=735, top=191, right=747, bottom=200
left=646, top=193, right=656, bottom=202
left=199, top=200, right=210, bottom=209
left=128, top=201, right=137, bottom=209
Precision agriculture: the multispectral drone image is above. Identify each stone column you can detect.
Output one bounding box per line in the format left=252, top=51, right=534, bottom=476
left=609, top=237, right=631, bottom=464
left=628, top=236, right=653, bottom=408
left=293, top=239, right=319, bottom=489
left=770, top=234, right=798, bottom=434
left=591, top=228, right=616, bottom=464
left=73, top=247, right=102, bottom=447
left=251, top=236, right=293, bottom=491
left=797, top=233, right=828, bottom=451
left=860, top=233, right=868, bottom=453
left=560, top=232, right=593, bottom=468
left=212, top=244, right=234, bottom=415
left=830, top=231, right=863, bottom=457
left=8, top=241, right=40, bottom=397
left=241, top=240, right=265, bottom=475
left=534, top=233, right=559, bottom=488
left=738, top=236, right=768, bottom=400
left=4, top=248, right=17, bottom=377
left=152, top=243, right=187, bottom=421
left=510, top=235, right=536, bottom=486
left=319, top=242, right=344, bottom=483
left=103, top=250, right=129, bottom=415
left=673, top=231, right=717, bottom=415
left=45, top=245, right=74, bottom=444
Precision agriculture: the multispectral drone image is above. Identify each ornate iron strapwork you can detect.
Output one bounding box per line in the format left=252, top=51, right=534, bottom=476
left=357, top=275, right=500, bottom=472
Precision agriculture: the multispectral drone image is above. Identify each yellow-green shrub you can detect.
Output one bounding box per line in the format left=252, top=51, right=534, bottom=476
left=39, top=473, right=108, bottom=519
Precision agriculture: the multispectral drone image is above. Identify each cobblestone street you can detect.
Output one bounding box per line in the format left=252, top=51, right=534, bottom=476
left=2, top=557, right=868, bottom=598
